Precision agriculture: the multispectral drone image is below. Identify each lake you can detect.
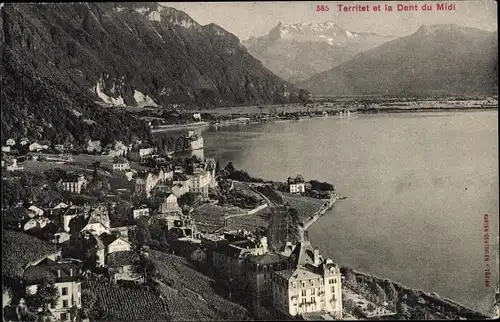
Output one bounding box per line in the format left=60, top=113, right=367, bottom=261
left=197, top=111, right=498, bottom=314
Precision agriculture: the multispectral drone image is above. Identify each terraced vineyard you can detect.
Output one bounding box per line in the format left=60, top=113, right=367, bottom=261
left=149, top=250, right=251, bottom=321
left=83, top=279, right=171, bottom=321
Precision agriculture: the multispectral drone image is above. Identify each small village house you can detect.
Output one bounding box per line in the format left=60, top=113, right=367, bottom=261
left=112, top=157, right=130, bottom=171
left=193, top=113, right=202, bottom=121
left=288, top=175, right=305, bottom=194
left=132, top=206, right=150, bottom=219
left=2, top=146, right=11, bottom=153
left=6, top=138, right=16, bottom=146
left=107, top=251, right=142, bottom=283
left=29, top=142, right=44, bottom=152
left=6, top=158, right=24, bottom=171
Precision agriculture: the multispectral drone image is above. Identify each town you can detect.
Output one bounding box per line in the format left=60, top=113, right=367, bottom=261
left=2, top=119, right=493, bottom=321
left=2, top=122, right=412, bottom=322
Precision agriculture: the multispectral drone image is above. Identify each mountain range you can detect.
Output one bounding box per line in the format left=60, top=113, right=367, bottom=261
left=1, top=2, right=297, bottom=146
left=299, top=24, right=498, bottom=96
left=242, top=21, right=394, bottom=83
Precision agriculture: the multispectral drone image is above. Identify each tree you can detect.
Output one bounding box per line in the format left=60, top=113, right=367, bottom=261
left=133, top=221, right=151, bottom=249
left=215, top=159, right=221, bottom=175
left=24, top=278, right=59, bottom=320
left=80, top=289, right=97, bottom=320
left=132, top=255, right=157, bottom=284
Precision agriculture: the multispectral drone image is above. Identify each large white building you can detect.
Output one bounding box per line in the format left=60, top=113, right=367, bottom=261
left=271, top=241, right=343, bottom=319
left=58, top=174, right=87, bottom=194
left=189, top=170, right=211, bottom=197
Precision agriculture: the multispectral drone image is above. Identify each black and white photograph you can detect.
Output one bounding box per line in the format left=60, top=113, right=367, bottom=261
left=1, top=1, right=498, bottom=321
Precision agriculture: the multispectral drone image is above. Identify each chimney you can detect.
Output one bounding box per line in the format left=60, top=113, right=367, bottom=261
left=70, top=268, right=73, bottom=276
left=314, top=248, right=320, bottom=265
left=57, top=269, right=61, bottom=278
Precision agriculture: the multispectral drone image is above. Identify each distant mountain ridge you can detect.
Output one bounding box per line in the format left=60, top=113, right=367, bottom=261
left=243, top=21, right=394, bottom=83
left=1, top=2, right=298, bottom=146
left=299, top=24, right=498, bottom=96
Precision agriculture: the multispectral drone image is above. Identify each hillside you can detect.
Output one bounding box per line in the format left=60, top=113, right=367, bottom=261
left=243, top=21, right=393, bottom=83
left=300, top=24, right=498, bottom=96
left=1, top=2, right=298, bottom=146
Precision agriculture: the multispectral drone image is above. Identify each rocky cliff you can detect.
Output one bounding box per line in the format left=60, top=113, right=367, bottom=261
left=1, top=3, right=297, bottom=146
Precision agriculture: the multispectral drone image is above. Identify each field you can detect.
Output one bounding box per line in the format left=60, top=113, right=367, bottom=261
left=225, top=211, right=269, bottom=232
left=280, top=192, right=325, bottom=223
left=192, top=204, right=242, bottom=226
left=83, top=279, right=171, bottom=321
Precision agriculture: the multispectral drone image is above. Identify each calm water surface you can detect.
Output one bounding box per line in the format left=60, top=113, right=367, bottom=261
left=198, top=111, right=498, bottom=313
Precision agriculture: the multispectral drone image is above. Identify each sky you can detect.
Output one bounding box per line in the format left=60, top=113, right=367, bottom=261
left=160, top=1, right=497, bottom=40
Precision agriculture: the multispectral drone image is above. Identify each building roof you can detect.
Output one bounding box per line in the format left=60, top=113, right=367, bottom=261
left=247, top=252, right=287, bottom=265
left=106, top=250, right=140, bottom=267
left=23, top=258, right=82, bottom=285
left=275, top=267, right=321, bottom=281
left=289, top=241, right=316, bottom=268
left=98, top=233, right=129, bottom=248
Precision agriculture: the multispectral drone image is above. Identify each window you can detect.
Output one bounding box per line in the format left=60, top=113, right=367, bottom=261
left=60, top=313, right=68, bottom=321
left=310, top=279, right=313, bottom=286
left=78, top=284, right=81, bottom=292
left=302, top=281, right=305, bottom=288
left=331, top=286, right=335, bottom=293
left=62, top=300, right=68, bottom=308
left=293, top=282, right=297, bottom=289
left=302, top=289, right=306, bottom=296
left=311, top=288, right=315, bottom=295
left=320, top=279, right=324, bottom=285
left=61, top=287, right=68, bottom=296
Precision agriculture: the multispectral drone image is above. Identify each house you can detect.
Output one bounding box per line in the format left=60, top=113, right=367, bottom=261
left=246, top=252, right=289, bottom=301
left=213, top=236, right=268, bottom=293
left=172, top=174, right=191, bottom=196
left=271, top=241, right=343, bottom=319
left=58, top=173, right=87, bottom=194
left=23, top=218, right=52, bottom=231
left=100, top=234, right=132, bottom=257
left=134, top=171, right=161, bottom=198
left=61, top=206, right=80, bottom=232
left=193, top=113, right=202, bottom=121
left=110, top=225, right=136, bottom=240
left=127, top=147, right=155, bottom=161
left=132, top=206, right=150, bottom=219
left=19, top=138, right=29, bottom=146
left=23, top=258, right=83, bottom=322
left=2, top=146, right=10, bottom=153
left=28, top=205, right=44, bottom=217
left=174, top=165, right=184, bottom=174
left=112, top=157, right=130, bottom=171
left=288, top=176, right=305, bottom=194
left=107, top=251, right=142, bottom=283
left=55, top=144, right=66, bottom=152
left=6, top=158, right=24, bottom=171
left=29, top=142, right=44, bottom=152
left=6, top=138, right=16, bottom=146
left=159, top=193, right=181, bottom=215
left=52, top=230, right=71, bottom=244
left=69, top=206, right=110, bottom=237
